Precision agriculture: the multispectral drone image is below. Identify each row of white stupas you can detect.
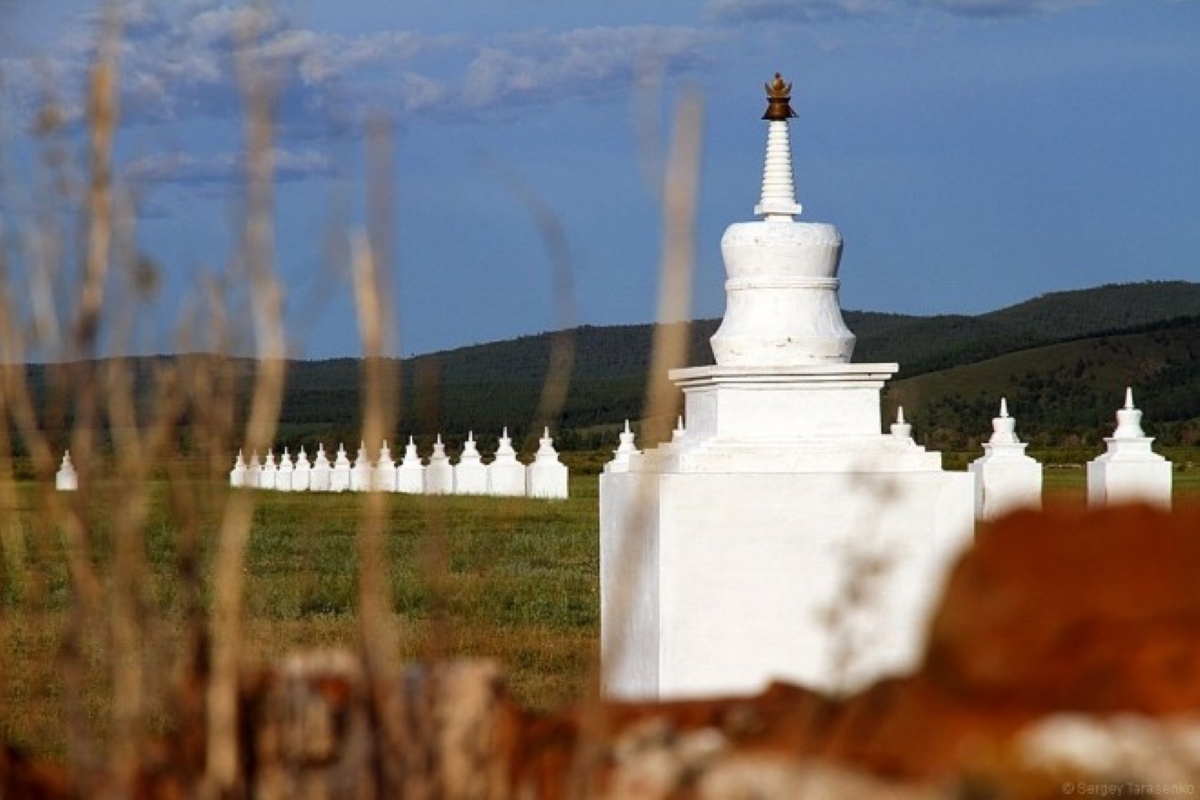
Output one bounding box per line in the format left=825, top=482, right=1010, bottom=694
left=602, top=387, right=1174, bottom=521
left=51, top=389, right=1171, bottom=509
left=227, top=428, right=568, bottom=499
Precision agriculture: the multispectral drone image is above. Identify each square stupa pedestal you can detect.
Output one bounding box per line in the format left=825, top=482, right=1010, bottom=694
left=600, top=363, right=975, bottom=700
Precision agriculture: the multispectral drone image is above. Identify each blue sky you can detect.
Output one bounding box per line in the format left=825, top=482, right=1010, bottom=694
left=1, top=0, right=1197, bottom=359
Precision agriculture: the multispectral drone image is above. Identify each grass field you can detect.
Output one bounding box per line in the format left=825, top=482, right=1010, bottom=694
left=0, top=475, right=601, bottom=757
left=2, top=465, right=1197, bottom=758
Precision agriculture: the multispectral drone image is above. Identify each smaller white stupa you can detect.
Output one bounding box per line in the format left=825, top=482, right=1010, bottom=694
left=968, top=398, right=1043, bottom=521
left=330, top=444, right=352, bottom=492
left=889, top=407, right=911, bottom=441
left=454, top=432, right=488, bottom=495
left=246, top=451, right=262, bottom=489
left=310, top=444, right=332, bottom=492
left=603, top=421, right=640, bottom=474
left=527, top=427, right=569, bottom=499
left=350, top=441, right=373, bottom=492
left=375, top=440, right=397, bottom=492
left=292, top=446, right=312, bottom=492
left=260, top=449, right=278, bottom=491
left=276, top=447, right=295, bottom=492
left=1087, top=387, right=1171, bottom=510
left=55, top=450, right=78, bottom=492
left=229, top=449, right=247, bottom=488
left=489, top=428, right=526, bottom=496
left=396, top=437, right=426, bottom=494
left=425, top=435, right=454, bottom=494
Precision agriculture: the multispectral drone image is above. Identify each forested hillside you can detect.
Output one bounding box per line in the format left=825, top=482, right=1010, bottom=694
left=886, top=315, right=1200, bottom=449
left=17, top=281, right=1200, bottom=456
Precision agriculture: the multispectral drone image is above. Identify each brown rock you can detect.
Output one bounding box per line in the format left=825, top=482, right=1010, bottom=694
left=927, top=504, right=1200, bottom=713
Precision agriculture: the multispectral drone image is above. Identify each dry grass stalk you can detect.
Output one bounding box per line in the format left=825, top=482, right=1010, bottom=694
left=643, top=91, right=703, bottom=446
left=574, top=90, right=705, bottom=798
left=484, top=158, right=579, bottom=445
left=204, top=12, right=290, bottom=794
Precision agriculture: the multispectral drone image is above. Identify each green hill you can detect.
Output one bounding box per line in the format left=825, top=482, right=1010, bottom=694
left=886, top=314, right=1200, bottom=450
left=16, top=281, right=1200, bottom=456
left=277, top=281, right=1200, bottom=450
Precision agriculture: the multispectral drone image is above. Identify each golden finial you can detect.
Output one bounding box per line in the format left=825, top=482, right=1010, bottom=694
left=762, top=72, right=797, bottom=121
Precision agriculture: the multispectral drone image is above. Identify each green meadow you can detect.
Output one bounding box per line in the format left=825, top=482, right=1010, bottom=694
left=0, top=476, right=600, bottom=757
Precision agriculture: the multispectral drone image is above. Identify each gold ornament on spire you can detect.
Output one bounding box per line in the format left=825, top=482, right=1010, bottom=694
left=762, top=72, right=797, bottom=121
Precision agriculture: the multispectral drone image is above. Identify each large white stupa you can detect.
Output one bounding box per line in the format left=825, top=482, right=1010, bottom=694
left=600, top=74, right=975, bottom=699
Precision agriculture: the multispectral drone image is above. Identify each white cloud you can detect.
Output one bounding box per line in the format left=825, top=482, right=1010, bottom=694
left=708, top=0, right=1100, bottom=22
left=461, top=26, right=715, bottom=114
left=125, top=146, right=335, bottom=185
left=923, top=0, right=1099, bottom=17
left=707, top=0, right=892, bottom=23
left=3, top=1, right=715, bottom=135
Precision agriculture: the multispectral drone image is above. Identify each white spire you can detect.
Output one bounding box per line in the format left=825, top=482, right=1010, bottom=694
left=755, top=121, right=802, bottom=220
left=890, top=406, right=912, bottom=440
left=989, top=397, right=1019, bottom=445
left=755, top=72, right=802, bottom=220
left=1113, top=386, right=1146, bottom=439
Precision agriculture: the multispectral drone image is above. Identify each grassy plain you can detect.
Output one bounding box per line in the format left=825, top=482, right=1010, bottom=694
left=2, top=465, right=1198, bottom=758
left=0, top=474, right=600, bottom=757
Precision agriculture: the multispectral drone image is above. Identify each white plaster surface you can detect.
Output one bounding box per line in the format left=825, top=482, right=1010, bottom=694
left=488, top=428, right=526, bottom=496
left=969, top=399, right=1042, bottom=521
left=310, top=445, right=331, bottom=492
left=710, top=223, right=855, bottom=367
left=55, top=451, right=78, bottom=491
left=292, top=447, right=312, bottom=492
left=1087, top=389, right=1172, bottom=511
left=246, top=451, right=262, bottom=489
left=350, top=443, right=372, bottom=492
left=260, top=450, right=278, bottom=491
left=229, top=450, right=246, bottom=488
left=599, top=83, right=974, bottom=701
left=424, top=436, right=453, bottom=495
left=396, top=438, right=425, bottom=494
left=454, top=433, right=488, bottom=495
left=528, top=428, right=569, bottom=499
left=277, top=448, right=294, bottom=492
left=601, top=458, right=973, bottom=699
left=330, top=444, right=351, bottom=493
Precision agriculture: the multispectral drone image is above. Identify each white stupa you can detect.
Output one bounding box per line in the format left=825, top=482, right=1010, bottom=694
left=602, top=420, right=640, bottom=474
left=424, top=435, right=454, bottom=495
left=292, top=446, right=312, bottom=492
left=1087, top=387, right=1172, bottom=510
left=527, top=427, right=569, bottom=499
left=310, top=444, right=332, bottom=492
left=260, top=449, right=278, bottom=490
left=375, top=440, right=398, bottom=492
left=600, top=74, right=974, bottom=700
left=349, top=441, right=372, bottom=492
left=55, top=450, right=78, bottom=492
left=330, top=443, right=352, bottom=492
left=229, top=449, right=247, bottom=488
left=489, top=427, right=526, bottom=496
left=396, top=437, right=426, bottom=494
left=277, top=447, right=295, bottom=492
left=454, top=432, right=488, bottom=495
left=246, top=450, right=262, bottom=489
left=968, top=398, right=1043, bottom=521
